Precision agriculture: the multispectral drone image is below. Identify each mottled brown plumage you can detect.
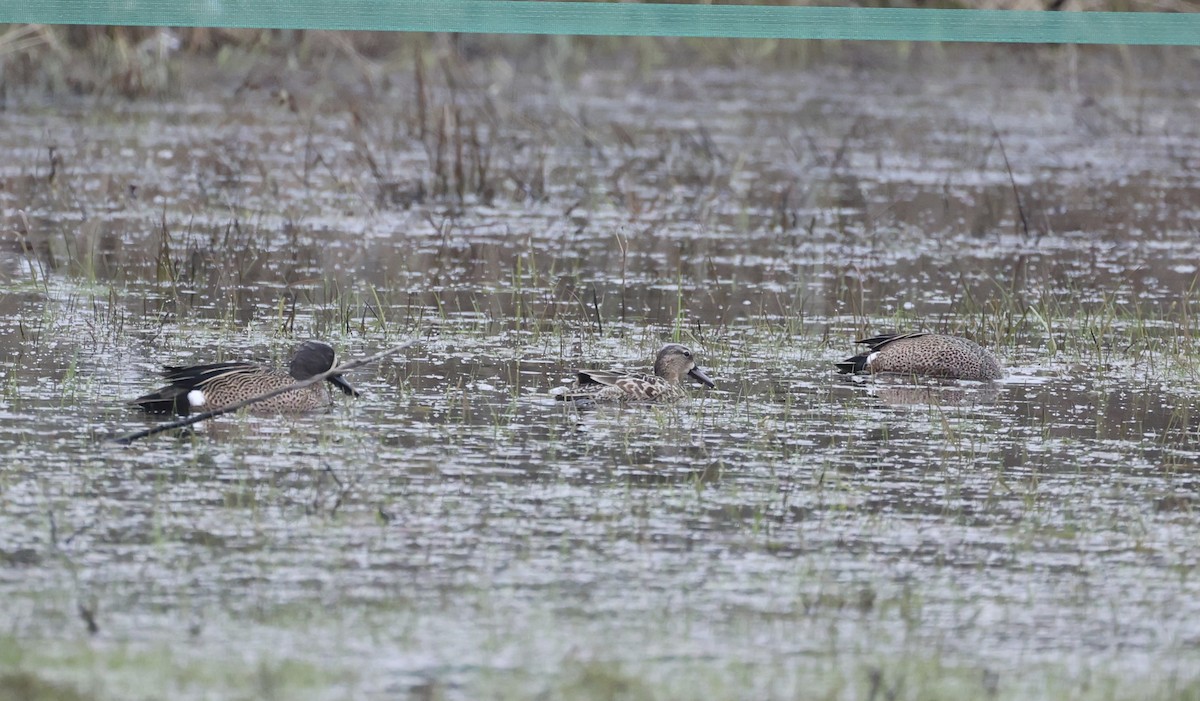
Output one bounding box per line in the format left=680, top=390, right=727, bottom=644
left=130, top=340, right=359, bottom=415
left=836, top=333, right=1003, bottom=381
left=555, top=344, right=716, bottom=403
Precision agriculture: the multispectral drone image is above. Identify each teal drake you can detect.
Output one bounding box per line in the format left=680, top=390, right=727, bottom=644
left=836, top=332, right=1004, bottom=381
left=555, top=343, right=716, bottom=403
left=130, top=340, right=359, bottom=415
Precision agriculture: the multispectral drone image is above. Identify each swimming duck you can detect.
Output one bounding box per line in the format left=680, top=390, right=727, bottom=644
left=130, top=340, right=359, bottom=415
left=835, top=332, right=1003, bottom=381
left=555, top=343, right=716, bottom=403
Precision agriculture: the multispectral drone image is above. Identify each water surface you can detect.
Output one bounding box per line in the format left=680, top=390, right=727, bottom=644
left=2, top=43, right=1200, bottom=699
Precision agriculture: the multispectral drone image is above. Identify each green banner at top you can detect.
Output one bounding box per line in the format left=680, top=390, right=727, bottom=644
left=3, top=0, right=1197, bottom=46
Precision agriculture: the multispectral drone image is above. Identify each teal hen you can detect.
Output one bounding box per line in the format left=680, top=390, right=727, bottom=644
left=555, top=344, right=716, bottom=403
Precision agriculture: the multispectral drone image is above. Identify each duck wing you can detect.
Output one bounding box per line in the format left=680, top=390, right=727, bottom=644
left=130, top=362, right=268, bottom=414
left=855, top=332, right=928, bottom=350
left=160, top=361, right=267, bottom=387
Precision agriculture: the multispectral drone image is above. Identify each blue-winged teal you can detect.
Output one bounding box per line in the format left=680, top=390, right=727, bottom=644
left=130, top=340, right=359, bottom=415
left=836, top=333, right=1004, bottom=381
left=554, top=343, right=716, bottom=403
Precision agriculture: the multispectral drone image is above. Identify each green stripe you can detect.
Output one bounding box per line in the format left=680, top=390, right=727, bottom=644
left=3, top=1, right=1197, bottom=46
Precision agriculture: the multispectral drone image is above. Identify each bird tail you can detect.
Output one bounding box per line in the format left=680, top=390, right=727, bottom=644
left=128, top=387, right=191, bottom=414
left=835, top=354, right=870, bottom=375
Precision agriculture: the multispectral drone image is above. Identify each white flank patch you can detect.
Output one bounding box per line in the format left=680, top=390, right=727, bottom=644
left=187, top=390, right=207, bottom=407
left=866, top=351, right=881, bottom=371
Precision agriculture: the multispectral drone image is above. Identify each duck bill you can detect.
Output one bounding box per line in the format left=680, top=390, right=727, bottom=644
left=688, top=366, right=716, bottom=388
left=327, top=374, right=360, bottom=397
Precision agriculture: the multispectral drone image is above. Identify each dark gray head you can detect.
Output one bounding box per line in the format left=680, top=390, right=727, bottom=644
left=653, top=344, right=716, bottom=388
left=289, top=341, right=359, bottom=397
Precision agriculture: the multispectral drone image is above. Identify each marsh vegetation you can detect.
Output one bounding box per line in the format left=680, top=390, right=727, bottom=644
left=2, top=29, right=1200, bottom=700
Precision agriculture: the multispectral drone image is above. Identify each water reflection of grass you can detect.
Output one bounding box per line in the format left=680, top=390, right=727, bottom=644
left=0, top=636, right=351, bottom=701
left=7, top=629, right=1199, bottom=701
left=0, top=671, right=93, bottom=701
left=487, top=658, right=1200, bottom=701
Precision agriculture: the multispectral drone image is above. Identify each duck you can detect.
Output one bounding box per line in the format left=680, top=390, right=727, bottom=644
left=130, top=340, right=359, bottom=415
left=555, top=343, right=716, bottom=403
left=835, top=332, right=1003, bottom=381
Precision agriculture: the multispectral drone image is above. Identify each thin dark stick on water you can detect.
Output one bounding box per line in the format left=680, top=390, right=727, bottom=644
left=990, top=120, right=1031, bottom=241
left=591, top=285, right=603, bottom=335
left=108, top=338, right=418, bottom=446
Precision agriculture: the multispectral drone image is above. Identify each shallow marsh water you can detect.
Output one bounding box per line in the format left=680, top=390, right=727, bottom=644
left=2, top=42, right=1200, bottom=699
